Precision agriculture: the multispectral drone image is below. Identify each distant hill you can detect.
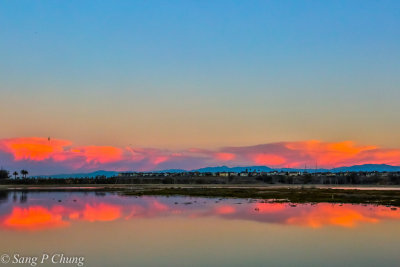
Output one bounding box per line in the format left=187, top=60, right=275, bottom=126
left=194, top=164, right=400, bottom=173
left=278, top=168, right=330, bottom=173
left=39, top=164, right=400, bottom=178
left=331, top=164, right=400, bottom=173
left=193, top=166, right=273, bottom=173
left=154, top=169, right=187, bottom=173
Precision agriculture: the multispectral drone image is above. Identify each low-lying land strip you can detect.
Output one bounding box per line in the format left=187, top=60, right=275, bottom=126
left=1, top=184, right=400, bottom=207
left=120, top=186, right=400, bottom=207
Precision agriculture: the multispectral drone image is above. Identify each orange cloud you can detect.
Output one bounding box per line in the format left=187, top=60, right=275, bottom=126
left=78, top=146, right=123, bottom=164
left=1, top=137, right=400, bottom=173
left=253, top=153, right=286, bottom=166
left=284, top=140, right=379, bottom=167
left=221, top=140, right=400, bottom=168
left=0, top=137, right=71, bottom=161
left=370, top=150, right=400, bottom=166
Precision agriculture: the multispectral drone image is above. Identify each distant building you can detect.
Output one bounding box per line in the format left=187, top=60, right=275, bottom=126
left=218, top=172, right=238, bottom=177
left=118, top=172, right=138, bottom=177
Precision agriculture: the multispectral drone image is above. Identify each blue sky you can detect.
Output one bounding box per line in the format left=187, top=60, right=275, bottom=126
left=0, top=1, right=400, bottom=173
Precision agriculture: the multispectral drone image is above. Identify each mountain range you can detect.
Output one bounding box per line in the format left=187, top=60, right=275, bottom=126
left=38, top=164, right=400, bottom=178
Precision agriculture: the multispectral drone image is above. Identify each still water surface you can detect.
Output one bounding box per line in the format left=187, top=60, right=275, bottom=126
left=0, top=190, right=399, bottom=266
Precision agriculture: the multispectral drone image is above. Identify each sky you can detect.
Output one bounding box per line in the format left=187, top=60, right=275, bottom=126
left=1, top=1, right=399, bottom=174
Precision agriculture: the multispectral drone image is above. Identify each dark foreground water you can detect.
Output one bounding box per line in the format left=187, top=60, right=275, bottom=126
left=0, top=190, right=399, bottom=267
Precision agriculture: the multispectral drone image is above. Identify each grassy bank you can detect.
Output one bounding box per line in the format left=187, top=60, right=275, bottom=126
left=121, top=186, right=400, bottom=207
left=1, top=184, right=400, bottom=206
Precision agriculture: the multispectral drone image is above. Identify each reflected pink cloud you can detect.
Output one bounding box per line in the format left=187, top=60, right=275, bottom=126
left=194, top=202, right=400, bottom=228
left=285, top=204, right=379, bottom=228
left=254, top=203, right=286, bottom=213
left=150, top=200, right=169, bottom=212
left=215, top=205, right=236, bottom=215
left=1, top=196, right=400, bottom=232
left=2, top=206, right=69, bottom=231
left=82, top=203, right=122, bottom=222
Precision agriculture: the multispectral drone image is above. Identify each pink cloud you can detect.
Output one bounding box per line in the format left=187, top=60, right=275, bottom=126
left=215, top=152, right=236, bottom=161
left=1, top=137, right=400, bottom=175
left=78, top=146, right=123, bottom=164
left=0, top=137, right=72, bottom=161
left=253, top=153, right=286, bottom=166
left=152, top=156, right=169, bottom=165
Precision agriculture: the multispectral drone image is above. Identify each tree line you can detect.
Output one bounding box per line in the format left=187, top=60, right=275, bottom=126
left=1, top=169, right=400, bottom=185
left=0, top=169, right=29, bottom=179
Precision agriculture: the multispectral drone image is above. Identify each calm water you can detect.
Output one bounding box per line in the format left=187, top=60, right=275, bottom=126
left=0, top=190, right=399, bottom=267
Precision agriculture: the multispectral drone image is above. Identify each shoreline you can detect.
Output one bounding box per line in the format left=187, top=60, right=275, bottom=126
left=2, top=183, right=400, bottom=189
left=2, top=184, right=400, bottom=207
left=0, top=183, right=400, bottom=190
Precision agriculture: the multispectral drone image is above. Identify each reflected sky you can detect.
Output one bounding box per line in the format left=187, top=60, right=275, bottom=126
left=0, top=191, right=399, bottom=231
left=1, top=191, right=400, bottom=266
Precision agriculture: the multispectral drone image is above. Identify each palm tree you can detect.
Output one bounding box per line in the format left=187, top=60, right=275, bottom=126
left=13, top=171, right=18, bottom=179
left=20, top=170, right=28, bottom=179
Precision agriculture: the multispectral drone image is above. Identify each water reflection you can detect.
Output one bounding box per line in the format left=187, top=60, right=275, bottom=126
left=0, top=191, right=399, bottom=231
left=0, top=191, right=8, bottom=204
